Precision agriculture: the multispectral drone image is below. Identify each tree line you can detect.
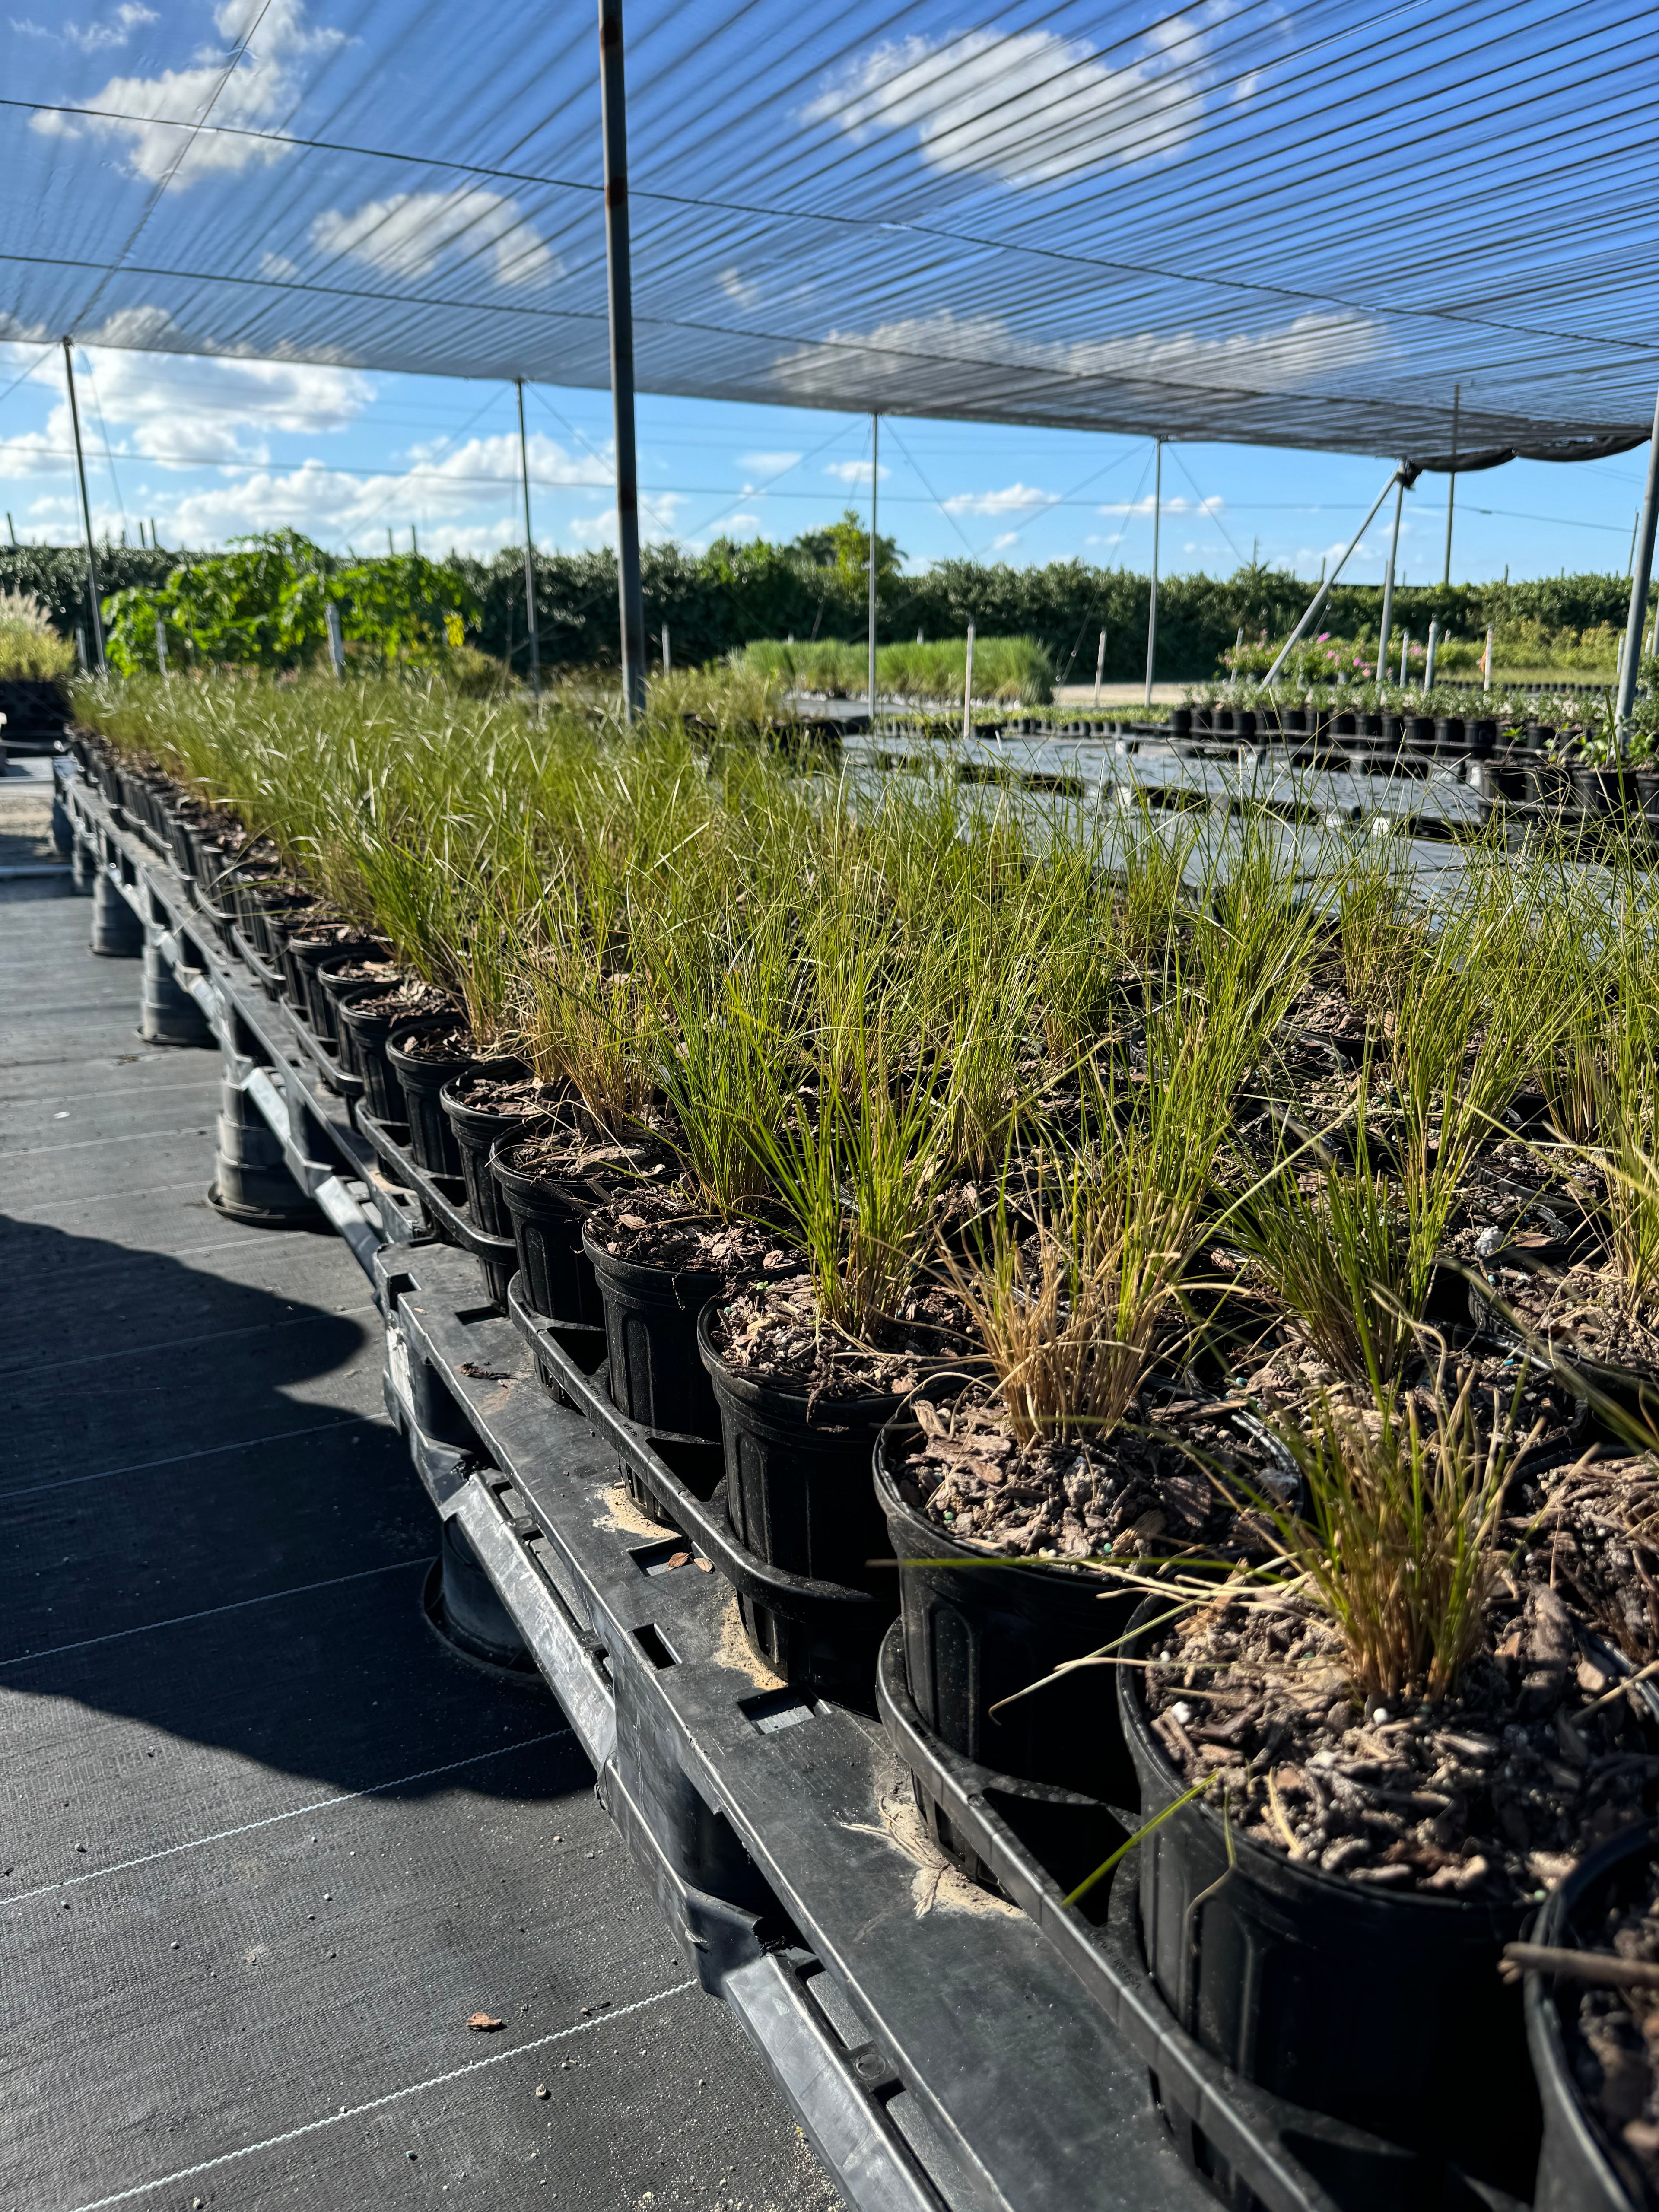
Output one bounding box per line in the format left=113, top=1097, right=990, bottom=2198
left=2, top=524, right=1644, bottom=682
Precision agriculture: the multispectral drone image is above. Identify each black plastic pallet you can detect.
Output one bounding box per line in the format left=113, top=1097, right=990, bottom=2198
left=60, top=755, right=1535, bottom=2212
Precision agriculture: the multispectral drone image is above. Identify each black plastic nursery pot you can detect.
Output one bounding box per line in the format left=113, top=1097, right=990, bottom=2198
left=285, top=931, right=380, bottom=1043
left=1524, top=1821, right=1651, bottom=2212
left=873, top=1416, right=1138, bottom=1809
left=583, top=1221, right=723, bottom=1522
left=1637, top=770, right=1659, bottom=827
left=1526, top=759, right=1576, bottom=810
left=334, top=985, right=419, bottom=1124
left=697, top=1306, right=900, bottom=1701
left=440, top=1063, right=543, bottom=1237
left=1118, top=1599, right=1538, bottom=2195
left=1433, top=715, right=1466, bottom=756
left=491, top=1139, right=604, bottom=1327
left=1573, top=766, right=1643, bottom=825
left=1169, top=707, right=1193, bottom=737
left=387, top=1020, right=478, bottom=1176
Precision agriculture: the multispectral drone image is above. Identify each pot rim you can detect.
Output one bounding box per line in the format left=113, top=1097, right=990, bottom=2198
left=1119, top=1592, right=1538, bottom=1926
left=697, top=1297, right=941, bottom=1422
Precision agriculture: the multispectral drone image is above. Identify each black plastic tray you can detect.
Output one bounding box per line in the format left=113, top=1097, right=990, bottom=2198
left=505, top=1277, right=889, bottom=1637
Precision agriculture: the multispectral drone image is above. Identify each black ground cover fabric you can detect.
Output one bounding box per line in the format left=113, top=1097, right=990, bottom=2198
left=0, top=871, right=840, bottom=2212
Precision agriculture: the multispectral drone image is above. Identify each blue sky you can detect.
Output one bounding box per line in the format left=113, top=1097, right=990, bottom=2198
left=0, top=350, right=1646, bottom=583
left=3, top=0, right=1653, bottom=584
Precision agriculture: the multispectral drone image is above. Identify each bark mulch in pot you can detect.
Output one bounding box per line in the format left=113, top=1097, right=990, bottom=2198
left=1138, top=1456, right=1659, bottom=1905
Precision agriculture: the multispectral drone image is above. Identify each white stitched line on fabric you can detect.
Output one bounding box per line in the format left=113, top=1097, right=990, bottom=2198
left=63, top=1982, right=701, bottom=2212
left=3, top=1732, right=573, bottom=1906
left=1, top=1414, right=379, bottom=1502
left=0, top=1124, right=213, bottom=1160
left=8, top=1177, right=207, bottom=1216
left=0, top=1302, right=378, bottom=1381
left=0, top=1558, right=423, bottom=1671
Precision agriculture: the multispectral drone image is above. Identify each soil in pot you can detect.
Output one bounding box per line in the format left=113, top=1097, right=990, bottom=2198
left=879, top=1373, right=1296, bottom=1821
left=1122, top=1419, right=1659, bottom=2188
left=441, top=1062, right=560, bottom=1236
left=1528, top=1823, right=1659, bottom=2211
left=388, top=1017, right=479, bottom=1176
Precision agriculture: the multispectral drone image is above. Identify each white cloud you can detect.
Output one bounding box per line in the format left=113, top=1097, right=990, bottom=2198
left=16, top=3, right=160, bottom=51
left=156, top=433, right=621, bottom=549
left=941, top=481, right=1059, bottom=517
left=824, top=458, right=890, bottom=487
left=30, top=0, right=346, bottom=182
left=569, top=492, right=685, bottom=548
left=738, top=450, right=801, bottom=473
left=801, top=21, right=1214, bottom=187
left=718, top=267, right=760, bottom=310
left=770, top=307, right=1387, bottom=423
left=987, top=531, right=1022, bottom=552
left=1096, top=493, right=1223, bottom=516
left=402, top=430, right=610, bottom=495
left=51, top=318, right=373, bottom=462
left=258, top=251, right=299, bottom=282
left=311, top=189, right=559, bottom=291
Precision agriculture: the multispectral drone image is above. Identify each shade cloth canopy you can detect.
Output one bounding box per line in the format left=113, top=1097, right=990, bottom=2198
left=5, top=0, right=1656, bottom=461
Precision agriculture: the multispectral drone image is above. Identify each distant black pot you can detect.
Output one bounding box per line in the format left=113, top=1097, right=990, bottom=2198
left=388, top=1020, right=479, bottom=1175
left=1637, top=769, right=1659, bottom=825
left=1354, top=710, right=1382, bottom=742
left=1467, top=716, right=1498, bottom=757
left=336, top=985, right=429, bottom=1124
left=1169, top=706, right=1193, bottom=737
left=1211, top=705, right=1235, bottom=737
left=1433, top=715, right=1466, bottom=756
left=315, top=950, right=397, bottom=1047
left=1405, top=713, right=1437, bottom=751
left=873, top=1415, right=1136, bottom=1808
left=491, top=1138, right=604, bottom=1326
left=1190, top=705, right=1212, bottom=735
left=1525, top=721, right=1557, bottom=753
left=1379, top=712, right=1404, bottom=748
left=583, top=1221, right=722, bottom=1442
left=699, top=1306, right=907, bottom=1699
left=439, top=1062, right=549, bottom=1236
left=1524, top=759, right=1576, bottom=810
left=1119, top=1599, right=1536, bottom=2193
left=1524, top=1821, right=1649, bottom=2212
left=285, top=932, right=381, bottom=1041
left=1572, top=765, right=1642, bottom=823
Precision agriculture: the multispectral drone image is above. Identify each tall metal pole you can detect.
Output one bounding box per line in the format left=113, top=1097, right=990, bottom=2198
left=515, top=379, right=541, bottom=696
left=62, top=338, right=104, bottom=674
left=598, top=0, right=646, bottom=718
left=1442, top=385, right=1459, bottom=587
left=1093, top=625, right=1106, bottom=706
left=1376, top=470, right=1406, bottom=687
left=1262, top=465, right=1406, bottom=690
left=868, top=414, right=879, bottom=723
left=1616, top=385, right=1659, bottom=740
left=1143, top=438, right=1162, bottom=709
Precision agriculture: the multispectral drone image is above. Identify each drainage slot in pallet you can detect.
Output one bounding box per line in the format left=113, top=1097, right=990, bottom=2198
left=740, top=1689, right=820, bottom=1735
left=633, top=1622, right=680, bottom=1670
left=632, top=1538, right=705, bottom=1577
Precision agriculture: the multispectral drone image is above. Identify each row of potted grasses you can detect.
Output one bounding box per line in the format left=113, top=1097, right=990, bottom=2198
left=76, top=665, right=1659, bottom=2209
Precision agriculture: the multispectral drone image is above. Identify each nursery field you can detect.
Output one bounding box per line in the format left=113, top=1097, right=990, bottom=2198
left=70, top=665, right=1659, bottom=2210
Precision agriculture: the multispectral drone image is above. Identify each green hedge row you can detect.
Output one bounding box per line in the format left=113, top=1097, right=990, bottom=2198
left=3, top=540, right=1647, bottom=682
